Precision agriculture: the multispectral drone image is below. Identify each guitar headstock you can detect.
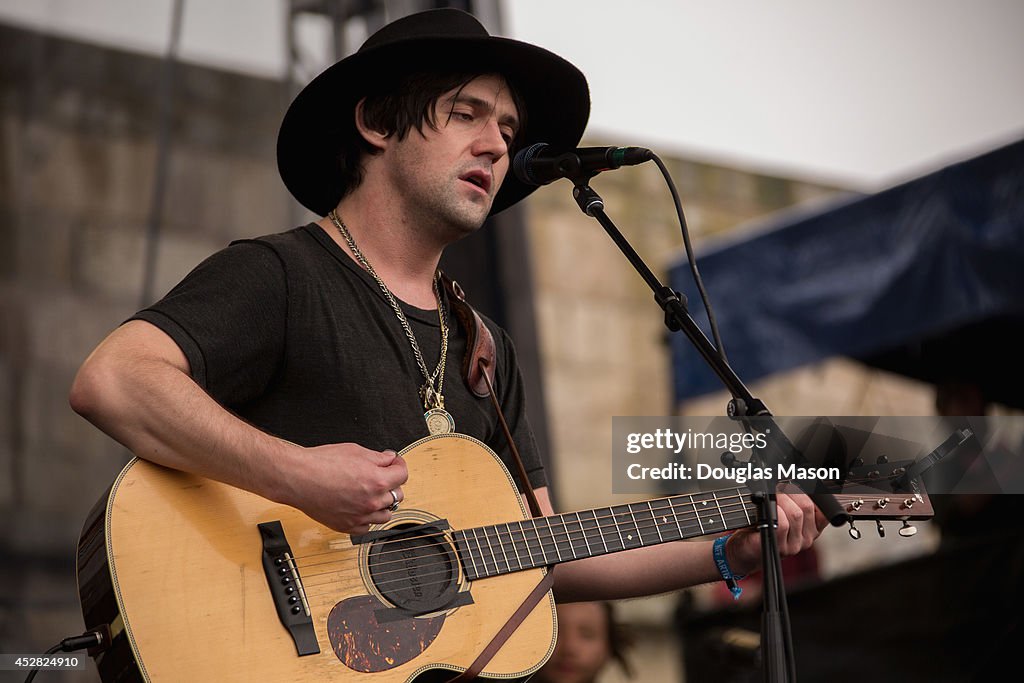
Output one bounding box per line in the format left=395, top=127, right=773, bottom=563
left=833, top=457, right=933, bottom=540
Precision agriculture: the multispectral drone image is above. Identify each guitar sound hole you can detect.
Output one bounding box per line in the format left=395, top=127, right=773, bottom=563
left=368, top=525, right=457, bottom=613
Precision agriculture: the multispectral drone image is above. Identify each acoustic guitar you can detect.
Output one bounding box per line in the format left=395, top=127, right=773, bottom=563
left=77, top=433, right=932, bottom=682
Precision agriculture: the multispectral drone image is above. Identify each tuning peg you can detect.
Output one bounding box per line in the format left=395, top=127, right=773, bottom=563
left=876, top=455, right=889, bottom=465
left=851, top=457, right=864, bottom=467
left=876, top=520, right=885, bottom=538
left=848, top=521, right=861, bottom=540
left=898, top=521, right=917, bottom=537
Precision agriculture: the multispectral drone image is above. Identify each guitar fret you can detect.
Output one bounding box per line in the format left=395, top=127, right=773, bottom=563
left=484, top=532, right=494, bottom=571
left=455, top=531, right=480, bottom=580
left=647, top=501, right=665, bottom=543
left=532, top=519, right=550, bottom=565
left=611, top=506, right=630, bottom=549
left=597, top=509, right=612, bottom=552
left=652, top=500, right=682, bottom=542
left=545, top=518, right=563, bottom=562
left=557, top=516, right=578, bottom=560
left=580, top=509, right=608, bottom=555
left=493, top=525, right=512, bottom=573
left=518, top=521, right=538, bottom=568
left=627, top=507, right=642, bottom=546
left=739, top=489, right=753, bottom=525
left=481, top=528, right=499, bottom=576
left=569, top=511, right=585, bottom=561
left=633, top=502, right=660, bottom=546
left=504, top=524, right=523, bottom=570
left=495, top=528, right=512, bottom=573
left=561, top=516, right=578, bottom=559
left=597, top=507, right=620, bottom=552
left=712, top=491, right=726, bottom=532
left=724, top=489, right=751, bottom=530
left=668, top=498, right=687, bottom=538
left=468, top=528, right=483, bottom=576
left=690, top=495, right=706, bottom=535
left=673, top=497, right=702, bottom=539
left=575, top=512, right=593, bottom=556
left=694, top=492, right=719, bottom=530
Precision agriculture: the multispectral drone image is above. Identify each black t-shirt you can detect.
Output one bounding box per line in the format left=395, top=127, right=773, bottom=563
left=131, top=223, right=546, bottom=490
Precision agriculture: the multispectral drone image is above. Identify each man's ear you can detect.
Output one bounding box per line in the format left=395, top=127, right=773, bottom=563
left=354, top=99, right=390, bottom=152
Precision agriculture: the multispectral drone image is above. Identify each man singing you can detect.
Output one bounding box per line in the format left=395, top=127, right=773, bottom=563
left=71, top=8, right=823, bottom=679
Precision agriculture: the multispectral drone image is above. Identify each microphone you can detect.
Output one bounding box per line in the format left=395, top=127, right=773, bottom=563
left=513, top=143, right=652, bottom=186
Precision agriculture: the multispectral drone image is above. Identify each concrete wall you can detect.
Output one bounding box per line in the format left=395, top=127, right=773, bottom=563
left=0, top=23, right=293, bottom=679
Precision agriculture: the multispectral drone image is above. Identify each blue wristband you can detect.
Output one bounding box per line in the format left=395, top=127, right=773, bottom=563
left=713, top=533, right=745, bottom=599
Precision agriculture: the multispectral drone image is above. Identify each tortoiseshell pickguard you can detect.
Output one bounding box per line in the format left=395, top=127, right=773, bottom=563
left=328, top=595, right=445, bottom=672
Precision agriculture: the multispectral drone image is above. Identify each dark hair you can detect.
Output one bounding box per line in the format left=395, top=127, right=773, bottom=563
left=337, top=71, right=527, bottom=198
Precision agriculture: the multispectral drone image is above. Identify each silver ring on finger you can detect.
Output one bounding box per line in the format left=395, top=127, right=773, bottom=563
left=387, top=489, right=400, bottom=512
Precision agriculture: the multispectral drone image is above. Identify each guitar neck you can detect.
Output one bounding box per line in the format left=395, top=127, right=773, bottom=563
left=452, top=487, right=756, bottom=581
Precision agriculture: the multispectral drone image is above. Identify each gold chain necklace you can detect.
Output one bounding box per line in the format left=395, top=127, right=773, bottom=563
left=329, top=210, right=455, bottom=435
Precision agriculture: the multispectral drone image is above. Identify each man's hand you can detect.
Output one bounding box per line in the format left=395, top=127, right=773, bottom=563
left=724, top=488, right=828, bottom=577
left=282, top=443, right=409, bottom=535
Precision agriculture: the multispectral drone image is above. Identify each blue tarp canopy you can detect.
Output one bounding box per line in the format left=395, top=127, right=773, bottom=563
left=669, top=138, right=1024, bottom=409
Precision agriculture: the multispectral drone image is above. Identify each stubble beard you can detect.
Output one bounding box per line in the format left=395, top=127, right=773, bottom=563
left=415, top=174, right=492, bottom=244
left=387, top=144, right=494, bottom=245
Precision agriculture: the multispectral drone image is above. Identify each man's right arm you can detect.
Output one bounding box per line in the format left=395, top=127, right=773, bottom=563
left=69, top=319, right=407, bottom=534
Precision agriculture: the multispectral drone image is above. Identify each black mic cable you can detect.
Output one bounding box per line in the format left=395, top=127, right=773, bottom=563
left=21, top=631, right=104, bottom=683
left=513, top=142, right=728, bottom=360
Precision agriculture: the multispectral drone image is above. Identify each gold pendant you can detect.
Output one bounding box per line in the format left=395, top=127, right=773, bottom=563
left=424, top=407, right=455, bottom=435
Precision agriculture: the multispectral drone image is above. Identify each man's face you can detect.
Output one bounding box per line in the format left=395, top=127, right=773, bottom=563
left=382, top=74, right=520, bottom=240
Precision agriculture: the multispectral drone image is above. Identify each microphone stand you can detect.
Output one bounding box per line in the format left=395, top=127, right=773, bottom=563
left=564, top=173, right=848, bottom=683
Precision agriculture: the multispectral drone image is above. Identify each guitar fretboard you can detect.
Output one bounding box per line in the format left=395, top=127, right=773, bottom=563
left=451, top=488, right=757, bottom=581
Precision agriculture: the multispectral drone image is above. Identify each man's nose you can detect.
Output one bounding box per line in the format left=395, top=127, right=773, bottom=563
left=473, top=117, right=508, bottom=159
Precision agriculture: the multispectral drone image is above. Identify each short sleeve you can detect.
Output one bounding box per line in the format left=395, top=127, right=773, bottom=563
left=130, top=240, right=288, bottom=407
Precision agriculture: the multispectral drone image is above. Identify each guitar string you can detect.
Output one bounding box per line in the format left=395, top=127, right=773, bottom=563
left=290, top=490, right=755, bottom=574
left=288, top=477, right=911, bottom=603
left=299, top=477, right=912, bottom=601
left=284, top=470, right=897, bottom=570
left=297, top=497, right=758, bottom=598
left=288, top=471, right=890, bottom=572
left=299, top=491, right=757, bottom=577
left=299, top=501, right=751, bottom=586
left=295, top=480, right=893, bottom=588
left=299, top=489, right=909, bottom=601
left=299, top=508, right=758, bottom=601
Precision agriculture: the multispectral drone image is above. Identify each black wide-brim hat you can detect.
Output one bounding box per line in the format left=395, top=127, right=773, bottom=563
left=277, top=8, right=590, bottom=217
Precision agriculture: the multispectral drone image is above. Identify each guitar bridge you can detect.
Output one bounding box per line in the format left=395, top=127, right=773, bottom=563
left=259, top=521, right=320, bottom=656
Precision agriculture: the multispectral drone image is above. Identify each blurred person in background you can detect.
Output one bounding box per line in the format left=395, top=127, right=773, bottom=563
left=534, top=601, right=633, bottom=683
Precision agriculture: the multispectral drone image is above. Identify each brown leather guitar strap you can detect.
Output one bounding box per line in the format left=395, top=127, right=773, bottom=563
left=440, top=273, right=496, bottom=400
left=447, top=568, right=555, bottom=682
left=439, top=272, right=543, bottom=518
left=440, top=273, right=554, bottom=682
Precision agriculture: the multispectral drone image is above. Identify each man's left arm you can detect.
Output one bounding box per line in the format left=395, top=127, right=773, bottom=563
left=527, top=487, right=825, bottom=602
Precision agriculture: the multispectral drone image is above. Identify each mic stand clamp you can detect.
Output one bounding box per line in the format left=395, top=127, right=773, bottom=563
left=654, top=285, right=687, bottom=332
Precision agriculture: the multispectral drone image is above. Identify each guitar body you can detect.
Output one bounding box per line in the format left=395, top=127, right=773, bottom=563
left=77, top=434, right=556, bottom=682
